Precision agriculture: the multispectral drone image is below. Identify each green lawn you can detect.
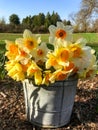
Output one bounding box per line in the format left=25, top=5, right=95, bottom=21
left=0, top=33, right=22, bottom=44
left=0, top=32, right=98, bottom=44
left=73, top=33, right=98, bottom=44
left=0, top=33, right=98, bottom=53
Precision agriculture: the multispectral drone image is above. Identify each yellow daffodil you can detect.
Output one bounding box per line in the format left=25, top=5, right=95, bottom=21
left=46, top=53, right=62, bottom=70
left=5, top=61, right=25, bottom=81
left=5, top=40, right=19, bottom=60
left=34, top=71, right=42, bottom=85
left=27, top=60, right=42, bottom=77
left=54, top=47, right=70, bottom=66
left=27, top=60, right=42, bottom=85
left=69, top=44, right=83, bottom=58
left=64, top=62, right=75, bottom=72
left=5, top=61, right=15, bottom=73
left=42, top=71, right=52, bottom=85
left=16, top=29, right=41, bottom=53
left=12, top=72, right=25, bottom=81
left=21, top=60, right=32, bottom=72
left=49, top=69, right=68, bottom=83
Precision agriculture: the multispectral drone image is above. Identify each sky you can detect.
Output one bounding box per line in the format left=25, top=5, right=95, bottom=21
left=0, top=0, right=81, bottom=23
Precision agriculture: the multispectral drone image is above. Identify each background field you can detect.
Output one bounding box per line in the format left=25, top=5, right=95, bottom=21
left=0, top=33, right=98, bottom=54
left=0, top=33, right=98, bottom=43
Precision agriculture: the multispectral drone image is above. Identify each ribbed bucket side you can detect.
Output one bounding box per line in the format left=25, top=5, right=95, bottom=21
left=23, top=76, right=78, bottom=128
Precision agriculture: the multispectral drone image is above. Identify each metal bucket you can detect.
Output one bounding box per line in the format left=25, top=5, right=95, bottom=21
left=23, top=75, right=78, bottom=128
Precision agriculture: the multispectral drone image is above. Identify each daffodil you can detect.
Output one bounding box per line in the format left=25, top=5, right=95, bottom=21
left=73, top=45, right=97, bottom=78
left=64, top=62, right=75, bottom=72
left=34, top=71, right=42, bottom=85
left=85, top=54, right=97, bottom=78
left=49, top=21, right=73, bottom=43
left=16, top=29, right=41, bottom=54
left=5, top=40, right=19, bottom=60
left=5, top=61, right=25, bottom=81
left=52, top=38, right=72, bottom=50
left=49, top=69, right=68, bottom=83
left=5, top=61, right=16, bottom=71
left=16, top=48, right=32, bottom=65
left=27, top=60, right=42, bottom=77
left=46, top=53, right=62, bottom=70
left=31, top=42, right=49, bottom=63
left=27, top=60, right=42, bottom=85
left=42, top=70, right=52, bottom=85
left=21, top=60, right=32, bottom=72
left=54, top=47, right=70, bottom=66
left=12, top=72, right=25, bottom=81
left=70, top=44, right=83, bottom=58
left=69, top=38, right=87, bottom=58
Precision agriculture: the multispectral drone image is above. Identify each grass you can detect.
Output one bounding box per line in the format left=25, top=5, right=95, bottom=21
left=73, top=33, right=98, bottom=44
left=0, top=32, right=98, bottom=43
left=0, top=33, right=22, bottom=44
left=0, top=33, right=98, bottom=54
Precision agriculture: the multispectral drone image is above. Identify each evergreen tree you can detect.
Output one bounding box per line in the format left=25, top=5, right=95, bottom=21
left=9, top=14, right=20, bottom=25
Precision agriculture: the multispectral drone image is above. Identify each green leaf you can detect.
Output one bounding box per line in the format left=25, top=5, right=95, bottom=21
left=46, top=43, right=54, bottom=50
left=0, top=52, right=7, bottom=79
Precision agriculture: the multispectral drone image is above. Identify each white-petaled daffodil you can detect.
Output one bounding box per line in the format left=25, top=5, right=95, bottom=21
left=49, top=21, right=73, bottom=43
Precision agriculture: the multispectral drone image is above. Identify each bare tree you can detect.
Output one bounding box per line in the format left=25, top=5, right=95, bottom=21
left=78, top=0, right=98, bottom=32
left=92, top=19, right=98, bottom=32
left=81, top=0, right=98, bottom=14
left=70, top=0, right=98, bottom=32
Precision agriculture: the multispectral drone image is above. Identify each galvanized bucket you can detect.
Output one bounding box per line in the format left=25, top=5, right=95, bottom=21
left=23, top=75, right=78, bottom=128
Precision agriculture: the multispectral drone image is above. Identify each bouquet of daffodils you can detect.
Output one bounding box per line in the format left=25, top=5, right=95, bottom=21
left=5, top=22, right=97, bottom=86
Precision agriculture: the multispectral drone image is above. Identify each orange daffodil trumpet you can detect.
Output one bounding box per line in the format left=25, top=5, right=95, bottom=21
left=5, top=22, right=98, bottom=86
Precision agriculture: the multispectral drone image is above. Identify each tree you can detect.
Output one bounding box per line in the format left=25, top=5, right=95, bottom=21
left=32, top=15, right=39, bottom=26
left=66, top=20, right=71, bottom=25
left=38, top=13, right=45, bottom=26
left=22, top=15, right=33, bottom=29
left=92, top=19, right=98, bottom=32
left=81, top=0, right=98, bottom=15
left=0, top=17, right=6, bottom=32
left=9, top=14, right=20, bottom=25
left=0, top=17, right=6, bottom=24
left=45, top=12, right=52, bottom=29
left=51, top=11, right=61, bottom=25
left=70, top=0, right=98, bottom=32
